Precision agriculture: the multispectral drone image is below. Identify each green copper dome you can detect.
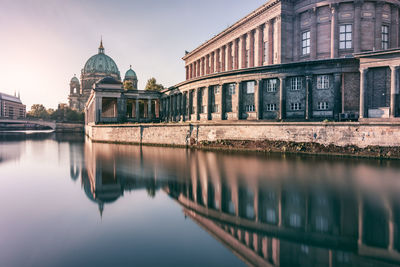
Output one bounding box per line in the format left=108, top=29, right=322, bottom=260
left=70, top=75, right=79, bottom=83
left=125, top=66, right=137, bottom=80
left=83, top=41, right=120, bottom=75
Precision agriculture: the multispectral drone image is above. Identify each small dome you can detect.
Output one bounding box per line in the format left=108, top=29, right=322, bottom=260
left=71, top=75, right=79, bottom=83
left=125, top=66, right=137, bottom=80
left=97, top=76, right=122, bottom=85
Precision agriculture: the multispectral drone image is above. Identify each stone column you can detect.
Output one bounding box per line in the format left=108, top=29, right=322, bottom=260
left=240, top=34, right=246, bottom=69
left=256, top=24, right=264, bottom=67
left=333, top=73, right=342, bottom=119
left=305, top=76, right=313, bottom=120
left=375, top=1, right=384, bottom=50
left=237, top=82, right=242, bottom=119
left=221, top=46, right=226, bottom=72
left=135, top=98, right=140, bottom=121
left=147, top=99, right=152, bottom=120
left=227, top=43, right=233, bottom=71
left=330, top=4, right=339, bottom=58
left=267, top=20, right=274, bottom=65
left=207, top=86, right=212, bottom=120
left=193, top=89, right=198, bottom=121
left=186, top=66, right=189, bottom=80
left=279, top=77, right=286, bottom=120
left=220, top=84, right=226, bottom=119
left=354, top=1, right=362, bottom=53
left=206, top=55, right=210, bottom=75
left=232, top=82, right=241, bottom=120
left=359, top=68, right=368, bottom=119
left=390, top=66, right=399, bottom=118
left=310, top=8, right=317, bottom=60
left=391, top=7, right=399, bottom=48
left=234, top=39, right=239, bottom=69
left=210, top=52, right=215, bottom=73
left=255, top=80, right=262, bottom=120
left=249, top=30, right=255, bottom=68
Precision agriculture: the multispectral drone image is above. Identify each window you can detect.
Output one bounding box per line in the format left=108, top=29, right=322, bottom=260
left=290, top=102, right=302, bottom=111
left=382, top=25, right=389, bottom=50
left=264, top=41, right=268, bottom=62
left=245, top=105, right=255, bottom=112
left=245, top=81, right=255, bottom=94
left=318, top=102, right=329, bottom=110
left=302, top=31, right=310, bottom=55
left=266, top=104, right=277, bottom=111
left=212, top=104, right=219, bottom=113
left=228, top=83, right=236, bottom=95
left=265, top=79, right=278, bottom=92
left=291, top=77, right=302, bottom=91
left=339, top=24, right=352, bottom=49
left=245, top=50, right=250, bottom=67
left=289, top=213, right=302, bottom=228
left=317, top=75, right=330, bottom=89
left=315, top=215, right=329, bottom=232
left=213, top=86, right=220, bottom=94
left=266, top=208, right=277, bottom=223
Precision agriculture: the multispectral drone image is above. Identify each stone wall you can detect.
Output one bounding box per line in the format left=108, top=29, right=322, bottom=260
left=86, top=122, right=400, bottom=148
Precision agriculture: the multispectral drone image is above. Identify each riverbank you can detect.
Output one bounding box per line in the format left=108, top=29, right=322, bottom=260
left=85, top=121, right=400, bottom=159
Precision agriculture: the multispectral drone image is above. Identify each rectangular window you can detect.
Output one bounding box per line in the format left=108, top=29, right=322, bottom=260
left=291, top=77, right=302, bottom=91
left=245, top=105, right=255, bottom=112
left=382, top=25, right=389, bottom=50
left=264, top=41, right=268, bottom=62
left=290, top=103, right=302, bottom=111
left=246, top=81, right=255, bottom=94
left=213, top=86, right=220, bottom=94
left=228, top=83, right=236, bottom=95
left=302, top=31, right=310, bottom=55
left=339, top=24, right=352, bottom=49
left=265, top=79, right=278, bottom=92
left=317, top=75, right=330, bottom=89
left=266, top=104, right=277, bottom=111
left=318, top=102, right=329, bottom=110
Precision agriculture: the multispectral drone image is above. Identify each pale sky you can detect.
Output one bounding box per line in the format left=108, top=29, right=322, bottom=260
left=0, top=0, right=266, bottom=109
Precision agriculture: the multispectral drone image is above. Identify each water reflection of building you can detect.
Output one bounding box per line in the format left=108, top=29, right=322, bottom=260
left=70, top=141, right=400, bottom=266
left=163, top=153, right=400, bottom=267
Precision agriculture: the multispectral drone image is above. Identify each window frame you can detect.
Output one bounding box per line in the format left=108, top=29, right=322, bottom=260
left=290, top=77, right=302, bottom=91
left=265, top=78, right=278, bottom=93
left=317, top=75, right=330, bottom=90
left=290, top=102, right=302, bottom=111
left=339, top=24, right=353, bottom=50
left=302, top=31, right=311, bottom=56
left=382, top=25, right=389, bottom=50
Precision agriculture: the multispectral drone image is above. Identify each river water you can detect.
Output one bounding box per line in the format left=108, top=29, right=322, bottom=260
left=1, top=132, right=400, bottom=267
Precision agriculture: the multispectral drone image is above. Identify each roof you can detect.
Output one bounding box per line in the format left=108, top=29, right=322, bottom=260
left=0, top=92, right=22, bottom=104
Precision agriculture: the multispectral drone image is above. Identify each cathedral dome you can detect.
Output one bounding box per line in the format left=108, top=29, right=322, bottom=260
left=125, top=66, right=137, bottom=80
left=83, top=40, right=120, bottom=76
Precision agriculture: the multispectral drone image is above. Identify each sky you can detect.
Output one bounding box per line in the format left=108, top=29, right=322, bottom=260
left=0, top=0, right=266, bottom=109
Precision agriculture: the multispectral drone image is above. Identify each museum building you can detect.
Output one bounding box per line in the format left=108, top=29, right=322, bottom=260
left=0, top=92, right=26, bottom=119
left=160, top=0, right=400, bottom=122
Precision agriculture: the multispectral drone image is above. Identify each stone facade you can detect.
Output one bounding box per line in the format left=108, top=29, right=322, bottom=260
left=0, top=92, right=26, bottom=119
left=86, top=121, right=400, bottom=148
left=160, top=0, right=400, bottom=122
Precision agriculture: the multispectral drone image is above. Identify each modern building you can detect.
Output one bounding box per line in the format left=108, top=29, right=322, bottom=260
left=69, top=40, right=138, bottom=111
left=159, top=0, right=400, bottom=122
left=0, top=92, right=26, bottom=119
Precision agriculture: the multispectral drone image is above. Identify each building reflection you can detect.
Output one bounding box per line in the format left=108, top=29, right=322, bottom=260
left=74, top=140, right=400, bottom=266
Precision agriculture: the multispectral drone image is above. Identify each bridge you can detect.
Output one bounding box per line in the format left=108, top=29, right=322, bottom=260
left=0, top=118, right=84, bottom=132
left=0, top=118, right=56, bottom=129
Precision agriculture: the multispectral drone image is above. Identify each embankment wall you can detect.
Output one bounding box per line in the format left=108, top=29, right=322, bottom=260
left=85, top=122, right=400, bottom=148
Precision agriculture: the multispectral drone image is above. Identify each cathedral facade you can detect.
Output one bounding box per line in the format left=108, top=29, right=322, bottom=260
left=68, top=40, right=138, bottom=111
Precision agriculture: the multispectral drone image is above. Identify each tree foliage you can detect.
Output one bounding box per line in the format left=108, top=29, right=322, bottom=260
left=144, top=77, right=164, bottom=91
left=123, top=80, right=134, bottom=90
left=27, top=104, right=84, bottom=122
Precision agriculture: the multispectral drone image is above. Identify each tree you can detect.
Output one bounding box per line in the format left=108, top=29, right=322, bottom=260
left=144, top=77, right=164, bottom=91
left=27, top=104, right=50, bottom=119
left=123, top=80, right=134, bottom=90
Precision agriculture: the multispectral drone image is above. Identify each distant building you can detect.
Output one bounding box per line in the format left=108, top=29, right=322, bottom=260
left=68, top=39, right=138, bottom=111
left=0, top=92, right=26, bottom=119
